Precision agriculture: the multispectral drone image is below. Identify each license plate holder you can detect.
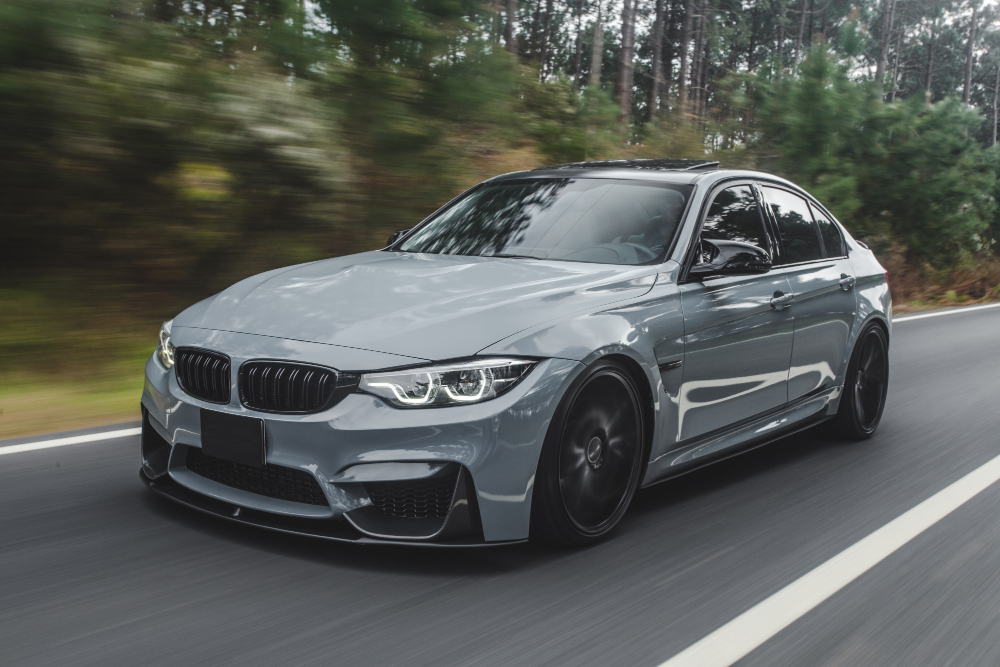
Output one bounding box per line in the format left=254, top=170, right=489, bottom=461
left=200, top=409, right=265, bottom=468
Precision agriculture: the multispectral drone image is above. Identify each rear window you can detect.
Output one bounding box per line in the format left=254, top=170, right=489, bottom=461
left=762, top=187, right=824, bottom=264
left=810, top=203, right=846, bottom=257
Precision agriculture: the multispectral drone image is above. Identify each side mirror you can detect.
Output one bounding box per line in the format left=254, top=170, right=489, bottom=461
left=386, top=228, right=411, bottom=247
left=688, top=239, right=771, bottom=280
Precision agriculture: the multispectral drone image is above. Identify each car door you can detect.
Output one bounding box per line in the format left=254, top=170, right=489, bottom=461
left=759, top=185, right=857, bottom=402
left=676, top=183, right=794, bottom=443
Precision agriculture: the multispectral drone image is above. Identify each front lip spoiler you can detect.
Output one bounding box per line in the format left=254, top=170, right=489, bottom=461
left=140, top=470, right=526, bottom=548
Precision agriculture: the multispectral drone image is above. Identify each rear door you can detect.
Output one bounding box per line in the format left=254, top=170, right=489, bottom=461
left=677, top=183, right=794, bottom=443
left=759, top=185, right=857, bottom=402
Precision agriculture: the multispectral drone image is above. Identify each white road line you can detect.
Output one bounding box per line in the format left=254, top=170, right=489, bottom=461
left=658, top=452, right=1000, bottom=667
left=894, top=302, right=1000, bottom=322
left=0, top=428, right=141, bottom=457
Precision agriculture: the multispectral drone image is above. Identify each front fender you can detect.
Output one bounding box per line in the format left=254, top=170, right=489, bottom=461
left=479, top=278, right=686, bottom=473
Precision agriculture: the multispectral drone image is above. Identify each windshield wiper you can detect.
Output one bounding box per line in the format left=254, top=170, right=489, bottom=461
left=489, top=253, right=541, bottom=260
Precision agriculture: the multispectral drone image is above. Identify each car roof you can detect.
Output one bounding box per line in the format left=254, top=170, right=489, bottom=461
left=489, top=159, right=799, bottom=189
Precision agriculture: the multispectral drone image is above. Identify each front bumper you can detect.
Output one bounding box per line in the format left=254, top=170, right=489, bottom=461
left=141, top=328, right=583, bottom=544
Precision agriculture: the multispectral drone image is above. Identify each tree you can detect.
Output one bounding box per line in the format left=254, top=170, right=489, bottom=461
left=589, top=2, right=604, bottom=87
left=506, top=0, right=518, bottom=55
left=616, top=0, right=637, bottom=120
left=647, top=0, right=666, bottom=119
left=963, top=3, right=978, bottom=104
left=875, top=0, right=897, bottom=83
left=678, top=0, right=694, bottom=115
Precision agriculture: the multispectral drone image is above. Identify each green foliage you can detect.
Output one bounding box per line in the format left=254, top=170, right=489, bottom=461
left=750, top=46, right=995, bottom=265
left=519, top=77, right=622, bottom=163
left=3, top=0, right=1000, bottom=323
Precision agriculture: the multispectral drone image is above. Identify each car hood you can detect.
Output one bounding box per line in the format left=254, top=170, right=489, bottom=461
left=174, top=251, right=656, bottom=363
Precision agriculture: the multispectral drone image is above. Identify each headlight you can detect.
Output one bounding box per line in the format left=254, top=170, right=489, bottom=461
left=359, top=358, right=536, bottom=408
left=156, top=320, right=175, bottom=369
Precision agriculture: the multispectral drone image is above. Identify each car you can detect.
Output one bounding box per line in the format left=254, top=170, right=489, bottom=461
left=140, top=158, right=891, bottom=546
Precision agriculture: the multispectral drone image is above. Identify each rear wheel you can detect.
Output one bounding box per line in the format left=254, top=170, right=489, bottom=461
left=829, top=323, right=889, bottom=440
left=531, top=360, right=645, bottom=546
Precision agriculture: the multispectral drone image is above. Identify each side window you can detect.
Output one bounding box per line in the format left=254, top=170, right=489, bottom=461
left=763, top=187, right=823, bottom=264
left=810, top=203, right=846, bottom=257
left=700, top=185, right=769, bottom=258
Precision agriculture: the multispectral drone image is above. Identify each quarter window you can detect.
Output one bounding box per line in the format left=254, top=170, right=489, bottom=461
left=763, top=187, right=823, bottom=264
left=700, top=185, right=769, bottom=254
left=810, top=203, right=846, bottom=257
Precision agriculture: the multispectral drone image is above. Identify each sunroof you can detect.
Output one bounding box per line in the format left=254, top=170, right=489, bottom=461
left=535, top=158, right=720, bottom=171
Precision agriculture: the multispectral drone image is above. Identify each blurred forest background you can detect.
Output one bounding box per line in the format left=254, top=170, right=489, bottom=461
left=4, top=0, right=1000, bottom=435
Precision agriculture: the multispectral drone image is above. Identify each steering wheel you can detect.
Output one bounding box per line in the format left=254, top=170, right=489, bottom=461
left=561, top=243, right=658, bottom=264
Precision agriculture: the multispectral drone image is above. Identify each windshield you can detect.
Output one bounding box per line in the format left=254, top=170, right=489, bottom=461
left=397, top=178, right=693, bottom=265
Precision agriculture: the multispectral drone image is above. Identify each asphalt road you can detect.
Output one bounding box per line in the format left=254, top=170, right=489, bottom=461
left=3, top=306, right=1000, bottom=667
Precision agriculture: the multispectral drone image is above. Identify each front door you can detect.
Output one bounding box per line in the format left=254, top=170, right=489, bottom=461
left=677, top=184, right=794, bottom=443
left=760, top=186, right=858, bottom=402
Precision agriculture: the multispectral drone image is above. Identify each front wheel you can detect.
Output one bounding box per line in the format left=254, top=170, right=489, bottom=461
left=828, top=323, right=889, bottom=440
left=531, top=360, right=646, bottom=546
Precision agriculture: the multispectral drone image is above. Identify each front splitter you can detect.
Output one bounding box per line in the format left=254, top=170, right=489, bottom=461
left=140, top=471, right=526, bottom=548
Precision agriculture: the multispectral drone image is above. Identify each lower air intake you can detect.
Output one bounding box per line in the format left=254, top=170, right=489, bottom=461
left=364, top=466, right=459, bottom=519
left=185, top=446, right=328, bottom=507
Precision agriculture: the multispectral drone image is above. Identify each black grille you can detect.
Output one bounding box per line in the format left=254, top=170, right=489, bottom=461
left=185, top=446, right=328, bottom=506
left=364, top=467, right=459, bottom=519
left=175, top=348, right=231, bottom=404
left=240, top=361, right=355, bottom=414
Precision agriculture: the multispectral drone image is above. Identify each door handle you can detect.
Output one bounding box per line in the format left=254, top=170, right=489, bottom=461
left=839, top=273, right=856, bottom=291
left=770, top=291, right=794, bottom=310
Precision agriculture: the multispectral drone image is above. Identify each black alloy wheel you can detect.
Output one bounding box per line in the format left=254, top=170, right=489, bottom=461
left=829, top=323, right=889, bottom=440
left=532, top=360, right=646, bottom=545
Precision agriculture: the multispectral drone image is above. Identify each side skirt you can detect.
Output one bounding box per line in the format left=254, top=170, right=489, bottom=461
left=641, top=385, right=841, bottom=487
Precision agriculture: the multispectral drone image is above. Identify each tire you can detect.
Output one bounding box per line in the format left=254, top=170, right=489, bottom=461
left=531, top=359, right=646, bottom=546
left=828, top=322, right=889, bottom=440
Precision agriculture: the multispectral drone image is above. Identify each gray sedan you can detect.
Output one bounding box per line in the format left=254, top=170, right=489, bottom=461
left=141, top=158, right=891, bottom=546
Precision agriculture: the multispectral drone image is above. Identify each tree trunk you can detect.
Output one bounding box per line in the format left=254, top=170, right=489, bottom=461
left=505, top=0, right=517, bottom=56
left=806, top=0, right=814, bottom=46
left=993, top=64, right=999, bottom=146
left=698, top=1, right=714, bottom=120
left=963, top=4, right=978, bottom=105
left=776, top=0, right=786, bottom=69
left=691, top=2, right=705, bottom=117
left=589, top=2, right=604, bottom=87
left=648, top=0, right=666, bottom=120
left=572, top=0, right=584, bottom=84
left=875, top=0, right=896, bottom=83
left=699, top=38, right=710, bottom=119
left=925, top=24, right=935, bottom=96
left=793, top=0, right=807, bottom=62
left=528, top=0, right=541, bottom=60
left=539, top=0, right=553, bottom=77
left=490, top=0, right=503, bottom=45
left=663, top=0, right=677, bottom=98
left=678, top=0, right=694, bottom=115
left=616, top=0, right=637, bottom=121
left=747, top=4, right=759, bottom=72
left=889, top=27, right=901, bottom=101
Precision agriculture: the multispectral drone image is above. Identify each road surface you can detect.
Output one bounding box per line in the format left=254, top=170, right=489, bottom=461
left=2, top=305, right=1000, bottom=666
